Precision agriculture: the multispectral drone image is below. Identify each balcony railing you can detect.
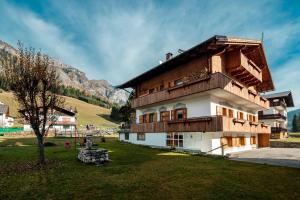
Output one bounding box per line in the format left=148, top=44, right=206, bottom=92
left=130, top=116, right=270, bottom=134
left=270, top=101, right=287, bottom=108
left=258, top=113, right=287, bottom=120
left=271, top=127, right=287, bottom=133
left=132, top=72, right=269, bottom=109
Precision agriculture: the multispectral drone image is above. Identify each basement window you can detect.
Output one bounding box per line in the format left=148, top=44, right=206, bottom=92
left=125, top=133, right=129, bottom=140
left=137, top=133, right=145, bottom=141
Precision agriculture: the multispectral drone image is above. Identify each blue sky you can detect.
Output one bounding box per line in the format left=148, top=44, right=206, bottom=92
left=0, top=0, right=300, bottom=109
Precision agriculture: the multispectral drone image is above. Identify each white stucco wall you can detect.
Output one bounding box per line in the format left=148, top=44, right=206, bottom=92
left=119, top=132, right=256, bottom=155
left=128, top=133, right=167, bottom=147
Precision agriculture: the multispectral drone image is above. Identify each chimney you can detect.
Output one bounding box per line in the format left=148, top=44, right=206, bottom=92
left=166, top=52, right=173, bottom=61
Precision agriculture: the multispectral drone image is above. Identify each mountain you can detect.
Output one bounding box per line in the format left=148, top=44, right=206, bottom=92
left=0, top=40, right=128, bottom=105
left=288, top=108, right=300, bottom=130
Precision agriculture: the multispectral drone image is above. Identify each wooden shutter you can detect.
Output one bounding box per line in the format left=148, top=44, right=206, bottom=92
left=222, top=107, right=227, bottom=116
left=153, top=113, right=157, bottom=122
left=139, top=115, right=143, bottom=123
left=216, top=106, right=223, bottom=115
left=146, top=114, right=150, bottom=123
left=183, top=108, right=187, bottom=119
left=171, top=110, right=175, bottom=120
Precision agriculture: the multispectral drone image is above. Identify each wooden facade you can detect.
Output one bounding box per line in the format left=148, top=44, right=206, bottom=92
left=132, top=72, right=269, bottom=109
left=131, top=115, right=270, bottom=134
left=118, top=36, right=274, bottom=150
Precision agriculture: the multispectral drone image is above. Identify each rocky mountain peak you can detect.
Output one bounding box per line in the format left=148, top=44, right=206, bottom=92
left=0, top=39, right=129, bottom=105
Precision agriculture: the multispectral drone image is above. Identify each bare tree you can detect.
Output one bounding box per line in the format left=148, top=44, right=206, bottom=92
left=0, top=42, right=64, bottom=165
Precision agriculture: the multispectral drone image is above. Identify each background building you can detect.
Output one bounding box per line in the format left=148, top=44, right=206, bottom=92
left=259, top=91, right=294, bottom=139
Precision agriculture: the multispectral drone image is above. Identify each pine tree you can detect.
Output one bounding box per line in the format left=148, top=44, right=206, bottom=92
left=292, top=114, right=298, bottom=132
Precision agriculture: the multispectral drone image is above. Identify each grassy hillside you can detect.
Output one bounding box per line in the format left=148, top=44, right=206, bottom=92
left=0, top=91, right=117, bottom=128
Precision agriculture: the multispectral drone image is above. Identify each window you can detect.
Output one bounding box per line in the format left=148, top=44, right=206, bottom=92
left=149, top=88, right=155, bottom=94
left=160, top=111, right=170, bottom=122
left=166, top=133, right=183, bottom=147
left=250, top=136, right=256, bottom=145
left=175, top=79, right=184, bottom=86
left=138, top=114, right=145, bottom=123
left=222, top=108, right=227, bottom=116
left=174, top=108, right=187, bottom=120
left=142, top=115, right=147, bottom=123
left=238, top=112, right=244, bottom=120
left=160, top=84, right=164, bottom=91
left=149, top=113, right=155, bottom=123
left=137, top=133, right=145, bottom=141
left=221, top=137, right=233, bottom=148
left=176, top=110, right=184, bottom=120
left=125, top=133, right=129, bottom=140
left=232, top=137, right=245, bottom=147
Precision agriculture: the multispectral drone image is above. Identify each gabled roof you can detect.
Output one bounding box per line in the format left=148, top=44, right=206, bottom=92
left=0, top=104, right=9, bottom=114
left=262, top=91, right=294, bottom=107
left=19, top=106, right=76, bottom=116
left=117, top=35, right=274, bottom=92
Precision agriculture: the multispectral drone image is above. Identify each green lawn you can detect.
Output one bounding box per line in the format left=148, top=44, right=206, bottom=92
left=1, top=137, right=300, bottom=200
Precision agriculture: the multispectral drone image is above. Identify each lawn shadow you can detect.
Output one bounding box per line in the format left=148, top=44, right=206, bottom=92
left=97, top=114, right=120, bottom=124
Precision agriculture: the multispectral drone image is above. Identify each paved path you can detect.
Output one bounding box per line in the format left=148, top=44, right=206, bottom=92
left=228, top=148, right=300, bottom=168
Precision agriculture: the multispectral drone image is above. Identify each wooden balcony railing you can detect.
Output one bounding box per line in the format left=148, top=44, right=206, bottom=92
left=270, top=101, right=287, bottom=108
left=271, top=127, right=287, bottom=133
left=258, top=113, right=287, bottom=120
left=130, top=116, right=270, bottom=134
left=132, top=72, right=269, bottom=109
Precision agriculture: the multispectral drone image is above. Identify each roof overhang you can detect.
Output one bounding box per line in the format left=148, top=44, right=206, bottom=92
left=262, top=91, right=294, bottom=107
left=117, top=35, right=274, bottom=92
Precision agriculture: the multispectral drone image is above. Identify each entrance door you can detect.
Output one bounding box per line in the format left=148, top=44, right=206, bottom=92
left=258, top=134, right=270, bottom=147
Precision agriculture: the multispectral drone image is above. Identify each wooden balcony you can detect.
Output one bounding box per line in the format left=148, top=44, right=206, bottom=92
left=130, top=116, right=270, bottom=134
left=132, top=72, right=269, bottom=109
left=258, top=113, right=287, bottom=121
left=226, top=51, right=262, bottom=87
left=271, top=127, right=287, bottom=133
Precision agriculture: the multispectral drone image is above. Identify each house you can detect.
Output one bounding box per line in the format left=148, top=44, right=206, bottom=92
left=0, top=103, right=14, bottom=127
left=22, top=106, right=76, bottom=134
left=117, top=35, right=275, bottom=155
left=258, top=91, right=294, bottom=139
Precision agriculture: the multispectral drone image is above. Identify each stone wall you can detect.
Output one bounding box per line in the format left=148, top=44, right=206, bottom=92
left=270, top=141, right=300, bottom=148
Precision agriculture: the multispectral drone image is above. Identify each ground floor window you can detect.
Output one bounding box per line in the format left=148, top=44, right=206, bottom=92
left=250, top=136, right=256, bottom=145
left=221, top=136, right=233, bottom=148
left=137, top=133, right=145, bottom=141
left=125, top=133, right=129, bottom=140
left=233, top=136, right=245, bottom=147
left=221, top=136, right=245, bottom=147
left=166, top=133, right=183, bottom=147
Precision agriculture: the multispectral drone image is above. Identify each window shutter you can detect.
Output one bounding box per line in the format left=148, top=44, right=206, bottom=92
left=183, top=108, right=187, bottom=119
left=153, top=112, right=158, bottom=122
left=139, top=115, right=143, bottom=123
left=146, top=114, right=150, bottom=123
left=171, top=110, right=175, bottom=120
left=169, top=81, right=175, bottom=88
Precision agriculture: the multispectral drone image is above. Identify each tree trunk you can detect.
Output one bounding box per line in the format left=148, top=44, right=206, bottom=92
left=37, top=135, right=46, bottom=165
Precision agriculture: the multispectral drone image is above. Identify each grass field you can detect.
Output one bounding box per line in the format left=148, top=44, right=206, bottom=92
left=0, top=137, right=300, bottom=200
left=0, top=91, right=117, bottom=128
